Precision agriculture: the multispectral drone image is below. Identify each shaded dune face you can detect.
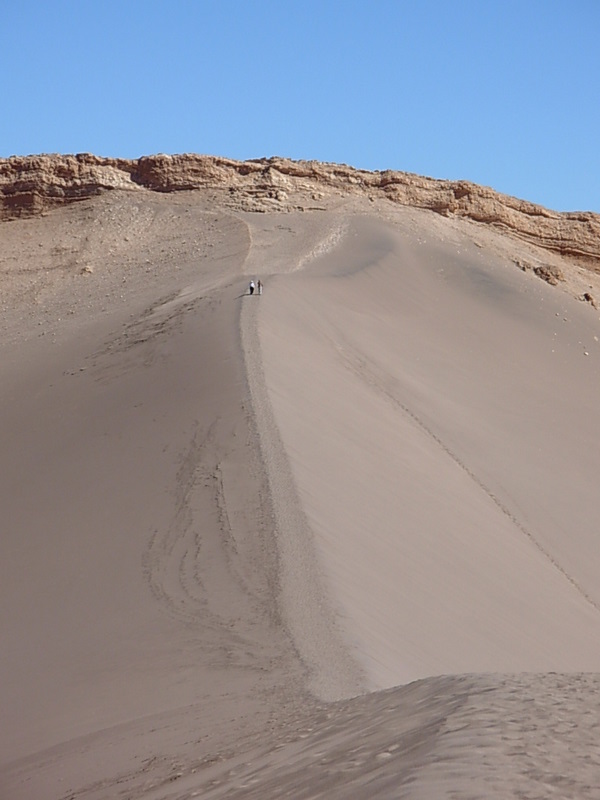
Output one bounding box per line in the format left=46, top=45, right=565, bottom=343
left=2, top=192, right=600, bottom=799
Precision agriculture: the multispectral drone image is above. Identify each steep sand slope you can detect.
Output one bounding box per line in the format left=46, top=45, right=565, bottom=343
left=254, top=206, right=600, bottom=689
left=2, top=192, right=600, bottom=799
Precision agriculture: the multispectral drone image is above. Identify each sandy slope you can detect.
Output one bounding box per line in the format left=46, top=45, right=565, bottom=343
left=2, top=191, right=600, bottom=798
left=255, top=209, right=600, bottom=688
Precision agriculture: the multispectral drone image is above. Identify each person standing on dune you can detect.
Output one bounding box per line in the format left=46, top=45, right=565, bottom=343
left=257, top=280, right=263, bottom=295
left=249, top=280, right=255, bottom=295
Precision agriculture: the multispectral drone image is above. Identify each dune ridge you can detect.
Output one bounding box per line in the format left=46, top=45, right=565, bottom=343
left=240, top=214, right=366, bottom=701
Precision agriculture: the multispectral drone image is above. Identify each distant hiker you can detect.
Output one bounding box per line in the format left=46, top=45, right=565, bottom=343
left=249, top=280, right=255, bottom=295
left=257, top=280, right=263, bottom=295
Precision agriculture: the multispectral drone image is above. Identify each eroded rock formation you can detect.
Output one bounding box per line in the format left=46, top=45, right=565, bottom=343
left=1, top=153, right=599, bottom=269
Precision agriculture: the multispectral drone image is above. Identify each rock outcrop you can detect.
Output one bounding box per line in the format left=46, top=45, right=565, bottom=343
left=1, top=153, right=599, bottom=270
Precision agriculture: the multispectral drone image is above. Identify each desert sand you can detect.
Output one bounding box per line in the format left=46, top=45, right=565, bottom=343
left=2, top=182, right=600, bottom=798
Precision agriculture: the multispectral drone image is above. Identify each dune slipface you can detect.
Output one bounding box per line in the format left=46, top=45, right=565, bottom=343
left=255, top=210, right=600, bottom=687
left=2, top=178, right=600, bottom=799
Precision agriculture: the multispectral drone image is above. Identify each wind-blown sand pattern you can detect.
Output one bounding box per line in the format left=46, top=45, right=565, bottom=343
left=2, top=180, right=600, bottom=799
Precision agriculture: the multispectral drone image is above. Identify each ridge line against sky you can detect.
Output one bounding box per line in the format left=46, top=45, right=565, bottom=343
left=1, top=0, right=598, bottom=213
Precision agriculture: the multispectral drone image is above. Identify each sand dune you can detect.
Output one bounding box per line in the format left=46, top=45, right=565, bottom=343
left=2, top=190, right=600, bottom=798
left=254, top=211, right=600, bottom=688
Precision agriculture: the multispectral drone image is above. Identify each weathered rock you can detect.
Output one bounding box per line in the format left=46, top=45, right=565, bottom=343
left=582, top=292, right=597, bottom=308
left=533, top=264, right=564, bottom=285
left=1, top=153, right=599, bottom=270
left=0, top=153, right=135, bottom=216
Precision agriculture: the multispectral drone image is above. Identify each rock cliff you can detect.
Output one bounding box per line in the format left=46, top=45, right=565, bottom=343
left=1, top=153, right=599, bottom=270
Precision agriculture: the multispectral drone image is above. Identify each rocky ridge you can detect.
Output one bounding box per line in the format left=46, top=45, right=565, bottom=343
left=1, top=153, right=599, bottom=270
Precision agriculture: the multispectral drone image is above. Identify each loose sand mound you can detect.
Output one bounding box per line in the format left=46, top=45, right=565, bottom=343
left=2, top=190, right=600, bottom=798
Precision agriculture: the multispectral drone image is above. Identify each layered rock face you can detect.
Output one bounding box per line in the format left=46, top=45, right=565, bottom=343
left=1, top=153, right=599, bottom=269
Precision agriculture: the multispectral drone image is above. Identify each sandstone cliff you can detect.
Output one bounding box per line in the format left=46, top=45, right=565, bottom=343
left=1, top=153, right=599, bottom=270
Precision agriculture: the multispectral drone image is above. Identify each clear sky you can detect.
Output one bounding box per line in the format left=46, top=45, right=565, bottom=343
left=1, top=0, right=598, bottom=212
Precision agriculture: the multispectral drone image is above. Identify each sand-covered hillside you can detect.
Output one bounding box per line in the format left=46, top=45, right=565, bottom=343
left=2, top=158, right=600, bottom=798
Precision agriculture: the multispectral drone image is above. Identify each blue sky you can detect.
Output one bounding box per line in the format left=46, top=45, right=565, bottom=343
left=1, top=0, right=598, bottom=212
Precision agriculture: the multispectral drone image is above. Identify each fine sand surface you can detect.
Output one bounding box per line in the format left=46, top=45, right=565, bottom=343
left=2, top=190, right=600, bottom=798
